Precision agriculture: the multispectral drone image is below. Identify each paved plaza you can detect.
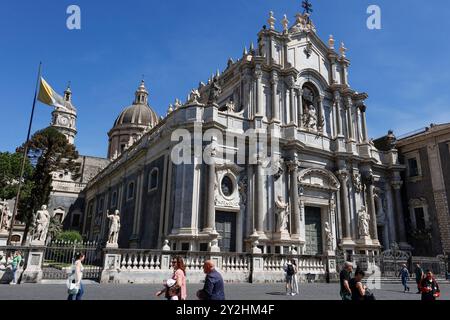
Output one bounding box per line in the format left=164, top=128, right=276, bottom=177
left=0, top=282, right=448, bottom=300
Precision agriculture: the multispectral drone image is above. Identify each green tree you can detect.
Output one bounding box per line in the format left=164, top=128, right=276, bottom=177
left=17, top=127, right=80, bottom=243
left=47, top=216, right=63, bottom=242
left=56, top=230, right=83, bottom=243
left=0, top=152, right=34, bottom=200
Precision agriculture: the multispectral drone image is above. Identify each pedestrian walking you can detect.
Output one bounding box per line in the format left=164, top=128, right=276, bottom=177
left=196, top=260, right=225, bottom=300
left=9, top=251, right=22, bottom=285
left=414, top=263, right=424, bottom=294
left=283, top=260, right=295, bottom=295
left=420, top=270, right=441, bottom=301
left=349, top=268, right=367, bottom=301
left=291, top=259, right=299, bottom=296
left=398, top=264, right=410, bottom=293
left=67, top=252, right=85, bottom=300
left=339, top=261, right=353, bottom=300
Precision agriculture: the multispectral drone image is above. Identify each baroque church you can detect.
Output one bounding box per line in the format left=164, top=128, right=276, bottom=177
left=49, top=9, right=411, bottom=258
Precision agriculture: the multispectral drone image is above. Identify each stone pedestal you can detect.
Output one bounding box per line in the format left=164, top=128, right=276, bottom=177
left=21, top=250, right=44, bottom=283
left=106, top=243, right=119, bottom=249
left=273, top=230, right=290, bottom=241
left=356, top=237, right=372, bottom=246
left=100, top=253, right=121, bottom=284
left=0, top=233, right=8, bottom=246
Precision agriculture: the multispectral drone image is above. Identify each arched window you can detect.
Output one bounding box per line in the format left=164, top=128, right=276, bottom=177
left=148, top=168, right=159, bottom=192
left=127, top=181, right=135, bottom=201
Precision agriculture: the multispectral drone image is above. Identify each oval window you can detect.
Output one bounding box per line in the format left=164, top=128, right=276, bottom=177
left=221, top=176, right=234, bottom=197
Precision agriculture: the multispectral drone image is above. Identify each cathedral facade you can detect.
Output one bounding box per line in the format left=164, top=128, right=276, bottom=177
left=75, top=11, right=410, bottom=257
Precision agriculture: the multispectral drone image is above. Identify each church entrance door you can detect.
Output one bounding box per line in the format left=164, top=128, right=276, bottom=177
left=305, top=207, right=323, bottom=255
left=215, top=211, right=237, bottom=252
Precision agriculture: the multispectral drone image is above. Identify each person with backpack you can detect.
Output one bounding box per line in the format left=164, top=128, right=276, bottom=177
left=9, top=251, right=22, bottom=285
left=284, top=261, right=295, bottom=295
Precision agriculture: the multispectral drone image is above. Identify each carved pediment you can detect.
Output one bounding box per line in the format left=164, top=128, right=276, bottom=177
left=298, top=168, right=340, bottom=191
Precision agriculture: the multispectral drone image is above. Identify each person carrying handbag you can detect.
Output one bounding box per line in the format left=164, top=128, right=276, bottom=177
left=67, top=252, right=85, bottom=300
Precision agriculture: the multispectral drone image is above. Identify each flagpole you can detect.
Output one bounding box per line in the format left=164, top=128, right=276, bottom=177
left=7, top=62, right=42, bottom=245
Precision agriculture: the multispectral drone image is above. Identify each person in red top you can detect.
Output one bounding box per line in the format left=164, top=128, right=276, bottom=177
left=420, top=270, right=441, bottom=301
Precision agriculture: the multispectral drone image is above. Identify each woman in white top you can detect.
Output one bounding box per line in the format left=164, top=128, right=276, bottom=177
left=67, top=252, right=85, bottom=300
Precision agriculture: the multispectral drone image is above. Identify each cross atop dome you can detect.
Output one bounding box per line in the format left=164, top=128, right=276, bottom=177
left=302, top=0, right=313, bottom=15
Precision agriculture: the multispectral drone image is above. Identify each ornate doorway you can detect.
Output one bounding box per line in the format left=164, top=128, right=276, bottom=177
left=305, top=207, right=323, bottom=255
left=215, top=211, right=236, bottom=252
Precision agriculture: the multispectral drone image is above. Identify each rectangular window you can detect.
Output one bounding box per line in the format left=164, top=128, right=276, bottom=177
left=98, top=198, right=104, bottom=213
left=414, top=207, right=426, bottom=230
left=148, top=169, right=158, bottom=191
left=408, top=158, right=419, bottom=177
left=127, top=182, right=135, bottom=200
left=111, top=191, right=117, bottom=207
left=72, top=214, right=80, bottom=227
left=181, top=243, right=189, bottom=251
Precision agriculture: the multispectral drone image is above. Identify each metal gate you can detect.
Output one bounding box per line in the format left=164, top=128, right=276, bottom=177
left=42, top=241, right=103, bottom=281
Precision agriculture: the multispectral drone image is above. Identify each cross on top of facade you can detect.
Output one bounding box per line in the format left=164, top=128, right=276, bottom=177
left=302, top=0, right=313, bottom=15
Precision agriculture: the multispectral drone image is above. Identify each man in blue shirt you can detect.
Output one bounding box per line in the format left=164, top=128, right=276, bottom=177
left=197, top=260, right=225, bottom=300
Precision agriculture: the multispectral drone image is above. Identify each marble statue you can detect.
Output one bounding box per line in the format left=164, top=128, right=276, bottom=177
left=324, top=222, right=333, bottom=250
left=208, top=77, right=222, bottom=105
left=0, top=202, right=12, bottom=232
left=33, top=205, right=50, bottom=243
left=358, top=207, right=371, bottom=238
left=275, top=196, right=289, bottom=232
left=353, top=172, right=363, bottom=193
left=306, top=104, right=317, bottom=130
left=107, top=210, right=121, bottom=245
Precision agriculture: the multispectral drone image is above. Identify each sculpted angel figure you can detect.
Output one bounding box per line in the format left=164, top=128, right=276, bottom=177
left=275, top=196, right=289, bottom=232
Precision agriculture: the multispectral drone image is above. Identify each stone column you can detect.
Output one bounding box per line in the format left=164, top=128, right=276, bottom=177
left=271, top=72, right=279, bottom=122
left=392, top=181, right=407, bottom=244
left=334, top=92, right=343, bottom=136
left=205, top=161, right=216, bottom=232
left=359, top=105, right=369, bottom=142
left=289, top=87, right=296, bottom=125
left=385, top=182, right=397, bottom=244
left=345, top=98, right=355, bottom=141
left=337, top=171, right=351, bottom=239
left=255, top=66, right=263, bottom=116
left=318, top=96, right=325, bottom=134
left=288, top=160, right=300, bottom=238
left=255, top=160, right=264, bottom=233
left=366, top=179, right=379, bottom=241
left=298, top=88, right=304, bottom=129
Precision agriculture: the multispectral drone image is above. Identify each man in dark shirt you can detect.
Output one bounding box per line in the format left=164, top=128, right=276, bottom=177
left=197, top=260, right=225, bottom=300
left=339, top=261, right=353, bottom=300
left=415, top=264, right=424, bottom=294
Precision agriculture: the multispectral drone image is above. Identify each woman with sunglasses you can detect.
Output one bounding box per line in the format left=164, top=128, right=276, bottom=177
left=156, top=256, right=187, bottom=300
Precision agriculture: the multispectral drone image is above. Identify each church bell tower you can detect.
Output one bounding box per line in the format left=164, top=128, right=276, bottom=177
left=51, top=84, right=78, bottom=144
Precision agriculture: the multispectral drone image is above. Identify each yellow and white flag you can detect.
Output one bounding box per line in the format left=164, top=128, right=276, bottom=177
left=37, top=77, right=65, bottom=108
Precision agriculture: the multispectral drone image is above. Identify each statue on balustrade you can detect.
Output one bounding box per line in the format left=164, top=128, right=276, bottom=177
left=275, top=196, right=289, bottom=233
left=358, top=207, right=371, bottom=238
left=0, top=202, right=12, bottom=232
left=32, top=205, right=50, bottom=243
left=107, top=210, right=121, bottom=246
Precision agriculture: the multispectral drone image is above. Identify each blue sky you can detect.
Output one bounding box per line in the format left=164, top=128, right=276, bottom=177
left=1, top=0, right=449, bottom=158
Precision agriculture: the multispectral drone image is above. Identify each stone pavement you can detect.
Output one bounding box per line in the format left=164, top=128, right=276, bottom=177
left=0, top=283, right=448, bottom=300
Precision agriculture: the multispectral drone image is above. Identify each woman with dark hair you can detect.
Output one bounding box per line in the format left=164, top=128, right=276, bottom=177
left=349, top=268, right=366, bottom=301
left=67, top=252, right=85, bottom=300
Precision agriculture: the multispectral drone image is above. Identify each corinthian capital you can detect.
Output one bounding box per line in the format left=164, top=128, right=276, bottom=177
left=286, top=160, right=299, bottom=172
left=391, top=180, right=403, bottom=190
left=336, top=170, right=349, bottom=182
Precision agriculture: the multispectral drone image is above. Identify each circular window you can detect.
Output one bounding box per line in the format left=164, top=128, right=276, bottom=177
left=221, top=176, right=234, bottom=197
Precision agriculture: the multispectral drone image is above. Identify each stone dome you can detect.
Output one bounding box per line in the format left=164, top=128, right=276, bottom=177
left=113, top=80, right=159, bottom=128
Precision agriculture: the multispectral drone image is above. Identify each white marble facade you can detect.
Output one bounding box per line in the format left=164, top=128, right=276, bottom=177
left=82, top=12, right=409, bottom=257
